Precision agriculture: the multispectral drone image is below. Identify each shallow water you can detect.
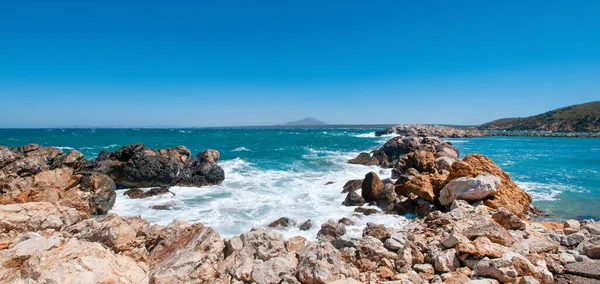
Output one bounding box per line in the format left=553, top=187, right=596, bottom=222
left=0, top=128, right=598, bottom=238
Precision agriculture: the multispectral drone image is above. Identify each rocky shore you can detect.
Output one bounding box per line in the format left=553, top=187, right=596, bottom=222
left=375, top=124, right=600, bottom=138
left=1, top=138, right=599, bottom=283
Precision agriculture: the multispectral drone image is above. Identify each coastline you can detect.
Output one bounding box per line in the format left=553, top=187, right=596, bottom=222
left=0, top=129, right=599, bottom=283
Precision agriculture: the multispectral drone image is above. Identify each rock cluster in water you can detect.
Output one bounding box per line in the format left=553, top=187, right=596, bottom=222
left=376, top=124, right=600, bottom=138
left=0, top=143, right=224, bottom=217
left=1, top=137, right=599, bottom=283
left=375, top=125, right=487, bottom=138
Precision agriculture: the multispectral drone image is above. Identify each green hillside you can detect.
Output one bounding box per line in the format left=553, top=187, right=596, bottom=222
left=479, top=101, right=600, bottom=132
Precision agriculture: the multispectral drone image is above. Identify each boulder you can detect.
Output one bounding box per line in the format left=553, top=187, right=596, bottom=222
left=407, top=150, right=436, bottom=172
left=396, top=174, right=435, bottom=202
left=124, top=187, right=173, bottom=199
left=173, top=149, right=225, bottom=187
left=492, top=207, right=526, bottom=230
left=88, top=143, right=191, bottom=188
left=439, top=174, right=501, bottom=206
left=435, top=156, right=455, bottom=172
left=448, top=154, right=532, bottom=218
left=455, top=237, right=505, bottom=258
left=433, top=248, right=460, bottom=273
left=348, top=153, right=379, bottom=166
left=296, top=242, right=342, bottom=284
left=268, top=217, right=296, bottom=228
left=342, top=191, right=365, bottom=206
left=342, top=179, right=363, bottom=193
left=317, top=220, right=346, bottom=242
left=299, top=220, right=313, bottom=231
left=240, top=228, right=287, bottom=261
left=362, top=223, right=391, bottom=241
left=361, top=172, right=384, bottom=202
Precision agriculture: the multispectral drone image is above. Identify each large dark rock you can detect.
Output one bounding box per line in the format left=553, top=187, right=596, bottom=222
left=78, top=172, right=117, bottom=215
left=124, top=187, right=173, bottom=199
left=173, top=149, right=225, bottom=187
left=87, top=143, right=191, bottom=188
left=342, top=191, right=365, bottom=206
left=347, top=152, right=379, bottom=166
left=361, top=172, right=384, bottom=202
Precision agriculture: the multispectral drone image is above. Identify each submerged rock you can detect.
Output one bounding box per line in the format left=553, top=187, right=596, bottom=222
left=124, top=187, right=173, bottom=199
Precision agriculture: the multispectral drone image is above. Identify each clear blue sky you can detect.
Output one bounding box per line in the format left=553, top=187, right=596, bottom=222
left=1, top=0, right=599, bottom=127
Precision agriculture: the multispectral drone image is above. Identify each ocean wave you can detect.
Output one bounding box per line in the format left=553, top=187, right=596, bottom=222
left=232, top=147, right=250, bottom=152
left=111, top=152, right=398, bottom=240
left=102, top=144, right=119, bottom=149
left=516, top=181, right=588, bottom=201
left=352, top=133, right=376, bottom=138
left=52, top=146, right=74, bottom=150
left=447, top=139, right=469, bottom=144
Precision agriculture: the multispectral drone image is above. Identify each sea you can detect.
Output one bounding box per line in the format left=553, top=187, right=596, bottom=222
left=1, top=128, right=598, bottom=239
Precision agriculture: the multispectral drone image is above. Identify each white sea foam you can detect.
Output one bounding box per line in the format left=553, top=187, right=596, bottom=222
left=515, top=181, right=589, bottom=201
left=231, top=147, right=250, bottom=152
left=352, top=133, right=377, bottom=138
left=102, top=144, right=119, bottom=149
left=53, top=146, right=74, bottom=150
left=111, top=150, right=406, bottom=240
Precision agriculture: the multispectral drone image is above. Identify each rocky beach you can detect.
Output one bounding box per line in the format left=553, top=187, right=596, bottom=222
left=1, top=128, right=599, bottom=284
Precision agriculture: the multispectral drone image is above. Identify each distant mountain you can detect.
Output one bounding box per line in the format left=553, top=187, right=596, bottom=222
left=281, top=117, right=328, bottom=126
left=479, top=101, right=600, bottom=132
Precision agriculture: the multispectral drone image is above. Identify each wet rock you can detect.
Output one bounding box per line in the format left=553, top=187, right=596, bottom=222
left=296, top=242, right=342, bottom=284
left=361, top=172, right=384, bottom=202
left=89, top=143, right=191, bottom=188
left=174, top=149, right=225, bottom=187
left=348, top=152, right=379, bottom=166
left=338, top=218, right=355, bottom=226
left=299, top=219, right=313, bottom=231
left=342, top=179, right=363, bottom=193
left=317, top=220, right=346, bottom=242
left=268, top=217, right=296, bottom=228
left=124, top=187, right=173, bottom=199
left=342, top=191, right=365, bottom=206
left=439, top=174, right=501, bottom=206
left=354, top=207, right=381, bottom=216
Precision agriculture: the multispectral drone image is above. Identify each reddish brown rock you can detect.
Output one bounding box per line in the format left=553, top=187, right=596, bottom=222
left=448, top=154, right=532, bottom=218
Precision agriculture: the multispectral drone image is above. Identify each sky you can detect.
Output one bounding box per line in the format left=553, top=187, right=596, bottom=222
left=1, top=0, right=599, bottom=127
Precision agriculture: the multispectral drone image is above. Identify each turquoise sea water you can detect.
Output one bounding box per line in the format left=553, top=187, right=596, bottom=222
left=0, top=128, right=598, bottom=238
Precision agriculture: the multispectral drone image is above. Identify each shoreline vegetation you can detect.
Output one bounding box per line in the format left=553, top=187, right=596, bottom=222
left=0, top=125, right=599, bottom=283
